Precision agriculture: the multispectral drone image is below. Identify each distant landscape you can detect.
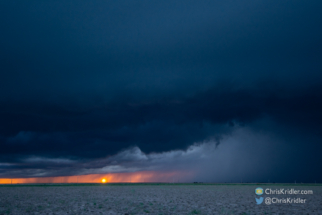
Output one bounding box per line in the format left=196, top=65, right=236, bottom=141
left=0, top=183, right=321, bottom=214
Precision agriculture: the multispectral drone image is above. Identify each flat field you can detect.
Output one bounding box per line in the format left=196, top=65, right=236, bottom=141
left=0, top=184, right=321, bottom=215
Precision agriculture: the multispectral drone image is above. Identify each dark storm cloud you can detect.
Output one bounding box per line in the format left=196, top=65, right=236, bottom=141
left=2, top=123, right=322, bottom=182
left=1, top=0, right=321, bottom=100
left=0, top=1, right=322, bottom=181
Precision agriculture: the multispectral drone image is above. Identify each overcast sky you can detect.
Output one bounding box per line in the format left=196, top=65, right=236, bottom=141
left=0, top=0, right=322, bottom=182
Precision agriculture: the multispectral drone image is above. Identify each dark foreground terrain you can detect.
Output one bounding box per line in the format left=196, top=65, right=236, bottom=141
left=0, top=184, right=321, bottom=215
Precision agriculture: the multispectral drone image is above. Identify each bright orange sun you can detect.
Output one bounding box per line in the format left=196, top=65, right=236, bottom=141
left=101, top=178, right=106, bottom=183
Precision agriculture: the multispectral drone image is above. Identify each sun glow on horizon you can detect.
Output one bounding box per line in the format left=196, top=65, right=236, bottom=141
left=0, top=171, right=193, bottom=184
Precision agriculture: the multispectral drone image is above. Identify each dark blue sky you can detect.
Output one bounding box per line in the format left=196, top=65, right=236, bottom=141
left=0, top=1, right=322, bottom=182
